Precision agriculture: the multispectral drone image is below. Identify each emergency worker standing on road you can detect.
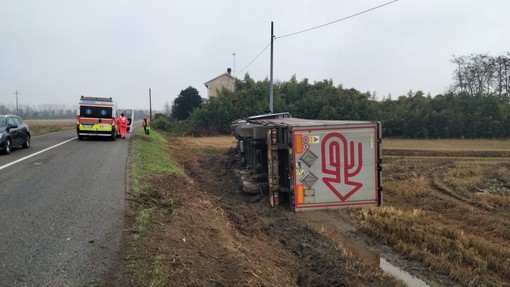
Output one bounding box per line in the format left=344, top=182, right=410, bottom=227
left=117, top=112, right=128, bottom=139
left=143, top=116, right=150, bottom=135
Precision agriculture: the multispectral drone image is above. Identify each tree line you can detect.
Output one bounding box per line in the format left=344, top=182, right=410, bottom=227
left=158, top=53, right=510, bottom=139
left=1, top=104, right=150, bottom=122
left=0, top=104, right=78, bottom=119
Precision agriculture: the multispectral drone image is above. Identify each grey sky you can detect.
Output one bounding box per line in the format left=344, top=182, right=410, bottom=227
left=1, top=0, right=509, bottom=111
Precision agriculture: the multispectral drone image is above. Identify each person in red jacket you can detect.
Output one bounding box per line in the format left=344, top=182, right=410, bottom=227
left=117, top=112, right=128, bottom=139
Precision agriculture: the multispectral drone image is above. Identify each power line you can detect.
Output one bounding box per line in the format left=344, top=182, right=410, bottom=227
left=235, top=42, right=271, bottom=77
left=234, top=0, right=399, bottom=77
left=276, top=0, right=399, bottom=39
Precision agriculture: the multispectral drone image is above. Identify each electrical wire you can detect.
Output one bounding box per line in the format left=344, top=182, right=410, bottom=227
left=276, top=0, right=399, bottom=39
left=235, top=0, right=399, bottom=77
left=235, top=42, right=272, bottom=77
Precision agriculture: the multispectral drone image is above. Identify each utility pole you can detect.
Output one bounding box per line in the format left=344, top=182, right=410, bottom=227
left=14, top=90, right=20, bottom=116
left=149, top=88, right=152, bottom=121
left=232, top=52, right=236, bottom=77
left=269, top=21, right=274, bottom=114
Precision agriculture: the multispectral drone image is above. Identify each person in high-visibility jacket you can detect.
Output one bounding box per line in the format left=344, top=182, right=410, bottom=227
left=143, top=116, right=150, bottom=135
left=117, top=112, right=128, bottom=139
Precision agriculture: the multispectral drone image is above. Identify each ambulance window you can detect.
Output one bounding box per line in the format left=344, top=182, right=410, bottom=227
left=80, top=106, right=112, bottom=118
left=99, top=108, right=112, bottom=118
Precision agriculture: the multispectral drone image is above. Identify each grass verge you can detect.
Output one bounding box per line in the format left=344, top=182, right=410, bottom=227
left=126, top=128, right=185, bottom=286
left=131, top=128, right=183, bottom=198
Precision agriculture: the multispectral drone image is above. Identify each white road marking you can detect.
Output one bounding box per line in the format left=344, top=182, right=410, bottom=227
left=0, top=137, right=76, bottom=171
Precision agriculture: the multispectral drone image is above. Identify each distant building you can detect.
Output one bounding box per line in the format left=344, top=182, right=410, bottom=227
left=204, top=68, right=236, bottom=98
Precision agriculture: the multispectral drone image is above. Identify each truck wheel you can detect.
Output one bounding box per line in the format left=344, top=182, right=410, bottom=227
left=78, top=135, right=84, bottom=140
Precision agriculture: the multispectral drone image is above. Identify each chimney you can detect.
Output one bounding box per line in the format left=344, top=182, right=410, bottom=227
left=227, top=68, right=232, bottom=75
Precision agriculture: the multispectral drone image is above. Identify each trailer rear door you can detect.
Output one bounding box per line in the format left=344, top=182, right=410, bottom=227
left=292, top=123, right=381, bottom=211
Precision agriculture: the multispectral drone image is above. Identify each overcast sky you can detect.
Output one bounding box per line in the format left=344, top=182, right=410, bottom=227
left=1, top=0, right=509, bottom=111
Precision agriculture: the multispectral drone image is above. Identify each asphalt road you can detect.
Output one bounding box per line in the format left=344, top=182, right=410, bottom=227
left=0, top=129, right=130, bottom=286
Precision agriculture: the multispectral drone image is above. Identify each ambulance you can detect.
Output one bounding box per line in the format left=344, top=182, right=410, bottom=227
left=76, top=96, right=117, bottom=141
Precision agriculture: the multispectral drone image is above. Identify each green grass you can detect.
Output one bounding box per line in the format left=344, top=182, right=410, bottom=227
left=126, top=128, right=184, bottom=285
left=131, top=128, right=183, bottom=198
left=132, top=206, right=156, bottom=241
left=130, top=128, right=183, bottom=233
left=149, top=254, right=167, bottom=287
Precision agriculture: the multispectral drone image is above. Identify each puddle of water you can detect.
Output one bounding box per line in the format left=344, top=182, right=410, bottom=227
left=302, top=215, right=430, bottom=287
left=380, top=258, right=429, bottom=287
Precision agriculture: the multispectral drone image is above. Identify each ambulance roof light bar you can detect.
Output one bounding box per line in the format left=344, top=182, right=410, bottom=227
left=80, top=95, right=113, bottom=102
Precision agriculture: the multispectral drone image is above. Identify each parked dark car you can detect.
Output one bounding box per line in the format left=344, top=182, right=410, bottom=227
left=0, top=115, right=31, bottom=155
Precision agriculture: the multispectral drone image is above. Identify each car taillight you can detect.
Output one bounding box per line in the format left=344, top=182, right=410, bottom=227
left=76, top=116, right=80, bottom=125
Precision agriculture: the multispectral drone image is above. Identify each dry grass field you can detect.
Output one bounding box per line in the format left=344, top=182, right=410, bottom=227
left=25, top=119, right=75, bottom=136
left=351, top=139, right=510, bottom=286
left=383, top=138, right=510, bottom=152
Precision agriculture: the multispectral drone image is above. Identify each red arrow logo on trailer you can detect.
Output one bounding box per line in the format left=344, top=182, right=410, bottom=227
left=321, top=133, right=363, bottom=201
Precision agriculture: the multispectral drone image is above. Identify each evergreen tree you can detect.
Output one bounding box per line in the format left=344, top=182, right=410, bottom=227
left=171, top=86, right=203, bottom=121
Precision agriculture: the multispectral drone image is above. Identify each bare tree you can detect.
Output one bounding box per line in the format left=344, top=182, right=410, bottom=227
left=451, top=53, right=510, bottom=100
left=494, top=53, right=510, bottom=100
left=451, top=55, right=467, bottom=93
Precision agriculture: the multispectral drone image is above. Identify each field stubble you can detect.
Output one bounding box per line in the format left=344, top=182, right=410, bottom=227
left=353, top=139, right=510, bottom=286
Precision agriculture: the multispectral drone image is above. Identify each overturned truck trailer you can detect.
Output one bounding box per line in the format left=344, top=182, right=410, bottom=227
left=231, top=113, right=382, bottom=212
